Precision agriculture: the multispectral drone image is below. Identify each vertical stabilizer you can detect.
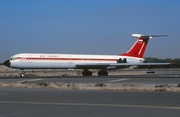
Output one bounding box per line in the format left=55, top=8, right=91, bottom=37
left=120, top=34, right=167, bottom=58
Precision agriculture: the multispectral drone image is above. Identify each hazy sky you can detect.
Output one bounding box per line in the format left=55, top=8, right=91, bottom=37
left=0, top=0, right=180, bottom=61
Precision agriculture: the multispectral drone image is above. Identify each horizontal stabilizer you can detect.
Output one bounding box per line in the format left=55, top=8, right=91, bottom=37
left=132, top=34, right=168, bottom=39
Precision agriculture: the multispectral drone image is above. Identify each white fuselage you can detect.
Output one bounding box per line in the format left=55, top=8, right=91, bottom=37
left=9, top=53, right=144, bottom=69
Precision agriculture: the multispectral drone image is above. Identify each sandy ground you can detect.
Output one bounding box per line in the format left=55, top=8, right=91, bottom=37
left=0, top=81, right=180, bottom=92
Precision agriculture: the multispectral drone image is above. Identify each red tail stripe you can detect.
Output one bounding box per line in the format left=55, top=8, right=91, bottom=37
left=120, top=38, right=149, bottom=58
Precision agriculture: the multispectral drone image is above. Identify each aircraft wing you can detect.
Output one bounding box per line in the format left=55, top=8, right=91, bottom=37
left=75, top=63, right=110, bottom=69
left=75, top=63, right=171, bottom=70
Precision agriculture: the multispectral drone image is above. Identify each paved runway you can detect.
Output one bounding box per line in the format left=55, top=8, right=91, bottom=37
left=0, top=70, right=180, bottom=117
left=0, top=88, right=180, bottom=117
left=1, top=73, right=180, bottom=85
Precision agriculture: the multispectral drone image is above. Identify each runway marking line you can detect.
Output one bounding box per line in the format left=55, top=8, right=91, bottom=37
left=108, top=78, right=129, bottom=83
left=0, top=101, right=179, bottom=110
left=159, top=75, right=179, bottom=77
left=18, top=78, right=43, bottom=83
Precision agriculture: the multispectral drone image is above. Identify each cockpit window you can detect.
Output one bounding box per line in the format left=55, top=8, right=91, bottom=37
left=10, top=57, right=17, bottom=61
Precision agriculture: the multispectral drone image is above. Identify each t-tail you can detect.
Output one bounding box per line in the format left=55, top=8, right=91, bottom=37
left=120, top=34, right=167, bottom=58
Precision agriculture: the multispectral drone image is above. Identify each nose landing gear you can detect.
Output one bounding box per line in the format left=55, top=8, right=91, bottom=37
left=19, top=69, right=25, bottom=77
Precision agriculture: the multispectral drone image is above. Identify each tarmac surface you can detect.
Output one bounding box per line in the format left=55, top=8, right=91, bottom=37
left=0, top=88, right=180, bottom=117
left=0, top=69, right=180, bottom=117
left=0, top=73, right=180, bottom=85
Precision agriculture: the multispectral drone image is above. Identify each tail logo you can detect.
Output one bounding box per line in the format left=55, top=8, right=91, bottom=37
left=138, top=39, right=143, bottom=43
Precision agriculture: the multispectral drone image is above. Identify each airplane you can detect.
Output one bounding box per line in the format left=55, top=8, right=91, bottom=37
left=3, top=34, right=170, bottom=77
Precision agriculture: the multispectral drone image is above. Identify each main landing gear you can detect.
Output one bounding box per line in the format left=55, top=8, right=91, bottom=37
left=97, top=70, right=108, bottom=76
left=82, top=69, right=92, bottom=76
left=82, top=69, right=108, bottom=76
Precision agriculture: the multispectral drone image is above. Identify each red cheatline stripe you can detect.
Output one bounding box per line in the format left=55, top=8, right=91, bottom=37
left=17, top=57, right=118, bottom=61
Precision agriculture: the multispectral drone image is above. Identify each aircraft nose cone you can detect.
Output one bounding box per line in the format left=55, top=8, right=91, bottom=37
left=4, top=60, right=11, bottom=67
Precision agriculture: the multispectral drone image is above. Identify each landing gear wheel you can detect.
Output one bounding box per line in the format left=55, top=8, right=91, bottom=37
left=82, top=70, right=92, bottom=76
left=98, top=71, right=108, bottom=76
left=19, top=69, right=25, bottom=77
left=20, top=73, right=25, bottom=77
